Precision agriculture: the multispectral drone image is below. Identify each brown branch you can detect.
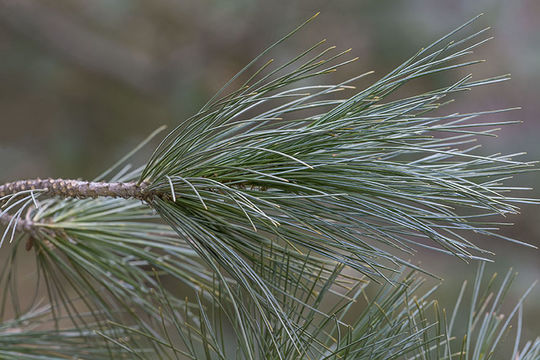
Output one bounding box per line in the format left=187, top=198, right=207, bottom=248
left=0, top=178, right=161, bottom=250
left=0, top=178, right=152, bottom=201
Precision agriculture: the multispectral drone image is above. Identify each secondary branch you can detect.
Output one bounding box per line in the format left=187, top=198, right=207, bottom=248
left=0, top=212, right=34, bottom=233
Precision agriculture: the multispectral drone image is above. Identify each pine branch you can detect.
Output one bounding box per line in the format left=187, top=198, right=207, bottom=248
left=1, top=14, right=538, bottom=359
left=0, top=179, right=150, bottom=201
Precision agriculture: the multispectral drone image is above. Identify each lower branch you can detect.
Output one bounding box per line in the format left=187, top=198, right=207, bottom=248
left=0, top=211, right=37, bottom=250
left=0, top=211, right=33, bottom=233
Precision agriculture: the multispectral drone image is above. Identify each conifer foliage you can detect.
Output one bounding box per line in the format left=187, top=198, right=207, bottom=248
left=0, top=14, right=538, bottom=359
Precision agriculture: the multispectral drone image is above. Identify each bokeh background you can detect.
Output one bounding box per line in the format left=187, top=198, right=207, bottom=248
left=1, top=0, right=538, bottom=349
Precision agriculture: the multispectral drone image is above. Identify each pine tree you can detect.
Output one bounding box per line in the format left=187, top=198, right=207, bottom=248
left=0, top=14, right=538, bottom=359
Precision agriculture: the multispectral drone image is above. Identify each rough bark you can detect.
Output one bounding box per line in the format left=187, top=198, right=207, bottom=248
left=0, top=178, right=151, bottom=201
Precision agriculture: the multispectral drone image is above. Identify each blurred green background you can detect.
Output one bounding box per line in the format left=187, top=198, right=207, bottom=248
left=1, top=0, right=538, bottom=347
